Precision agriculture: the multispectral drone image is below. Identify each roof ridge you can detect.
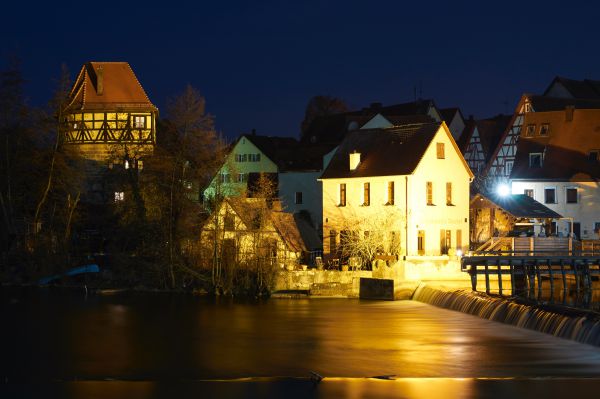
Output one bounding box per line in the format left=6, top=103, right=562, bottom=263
left=125, top=62, right=154, bottom=105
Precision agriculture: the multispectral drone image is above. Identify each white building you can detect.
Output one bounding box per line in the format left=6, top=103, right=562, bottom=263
left=320, top=122, right=473, bottom=261
left=509, top=107, right=600, bottom=239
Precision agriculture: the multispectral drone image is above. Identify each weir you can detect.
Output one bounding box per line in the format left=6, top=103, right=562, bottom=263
left=461, top=255, right=600, bottom=296
left=412, top=285, right=600, bottom=347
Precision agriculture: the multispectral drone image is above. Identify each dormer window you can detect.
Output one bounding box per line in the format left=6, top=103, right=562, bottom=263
left=524, top=102, right=532, bottom=113
left=525, top=124, right=536, bottom=137
left=539, top=124, right=549, bottom=136
left=529, top=153, right=543, bottom=168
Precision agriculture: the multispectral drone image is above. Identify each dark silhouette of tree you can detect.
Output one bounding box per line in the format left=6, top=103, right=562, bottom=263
left=300, top=95, right=348, bottom=140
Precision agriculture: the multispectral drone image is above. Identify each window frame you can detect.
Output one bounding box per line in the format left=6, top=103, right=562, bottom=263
left=436, top=142, right=445, bottom=159
left=426, top=181, right=433, bottom=205
left=339, top=183, right=346, bottom=207
left=544, top=187, right=557, bottom=204
left=566, top=187, right=578, bottom=204
left=363, top=182, right=370, bottom=206
left=133, top=115, right=146, bottom=129
left=295, top=191, right=303, bottom=204
left=525, top=124, right=536, bottom=137
left=539, top=123, right=549, bottom=136
left=387, top=181, right=395, bottom=205
left=524, top=189, right=534, bottom=198
left=446, top=182, right=452, bottom=206
left=529, top=153, right=543, bottom=168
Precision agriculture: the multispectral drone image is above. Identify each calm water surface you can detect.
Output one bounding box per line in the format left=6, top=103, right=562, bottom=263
left=3, top=287, right=600, bottom=398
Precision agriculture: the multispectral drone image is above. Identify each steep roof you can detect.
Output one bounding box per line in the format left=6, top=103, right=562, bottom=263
left=457, top=117, right=476, bottom=153
left=529, top=95, right=600, bottom=112
left=439, top=107, right=463, bottom=124
left=544, top=76, right=600, bottom=99
left=243, top=134, right=335, bottom=171
left=66, top=62, right=157, bottom=112
left=320, top=122, right=442, bottom=179
left=476, top=114, right=512, bottom=162
left=472, top=193, right=562, bottom=219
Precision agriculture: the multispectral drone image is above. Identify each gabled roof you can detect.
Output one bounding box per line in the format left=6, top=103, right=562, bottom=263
left=529, top=95, right=600, bottom=111
left=457, top=117, right=476, bottom=153
left=241, top=134, right=338, bottom=172
left=301, top=99, right=438, bottom=145
left=544, top=76, right=600, bottom=99
left=476, top=114, right=512, bottom=162
left=321, top=122, right=462, bottom=179
left=66, top=62, right=157, bottom=112
left=439, top=107, right=465, bottom=124
left=471, top=193, right=562, bottom=219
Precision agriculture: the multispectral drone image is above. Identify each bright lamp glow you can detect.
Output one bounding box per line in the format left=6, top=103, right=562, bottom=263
left=497, top=184, right=510, bottom=197
left=456, top=249, right=463, bottom=257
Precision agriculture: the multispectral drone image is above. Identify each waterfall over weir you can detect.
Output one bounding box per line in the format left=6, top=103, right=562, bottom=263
left=412, top=285, right=600, bottom=346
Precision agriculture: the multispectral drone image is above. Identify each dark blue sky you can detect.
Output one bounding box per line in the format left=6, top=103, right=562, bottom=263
left=3, top=0, right=600, bottom=140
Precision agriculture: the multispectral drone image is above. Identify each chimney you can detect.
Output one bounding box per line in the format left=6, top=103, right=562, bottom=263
left=565, top=105, right=574, bottom=122
left=96, top=65, right=104, bottom=96
left=349, top=151, right=361, bottom=171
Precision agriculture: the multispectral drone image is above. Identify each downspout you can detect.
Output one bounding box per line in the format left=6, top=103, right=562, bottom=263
left=405, top=175, right=409, bottom=258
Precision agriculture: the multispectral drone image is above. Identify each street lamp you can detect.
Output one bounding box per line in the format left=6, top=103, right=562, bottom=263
left=497, top=183, right=510, bottom=197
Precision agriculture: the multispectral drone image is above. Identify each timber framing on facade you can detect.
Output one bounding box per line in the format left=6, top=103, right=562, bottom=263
left=62, top=62, right=158, bottom=157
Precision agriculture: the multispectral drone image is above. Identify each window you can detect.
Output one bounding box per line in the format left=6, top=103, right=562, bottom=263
left=589, top=151, right=599, bottom=162
left=456, top=229, right=462, bottom=252
left=363, top=182, right=370, bottom=206
left=505, top=160, right=514, bottom=176
left=525, top=124, right=536, bottom=137
left=237, top=173, right=246, bottom=183
left=566, top=187, right=578, bottom=204
left=133, top=115, right=145, bottom=129
left=426, top=182, right=433, bottom=205
left=418, top=230, right=425, bottom=256
left=524, top=102, right=532, bottom=113
left=295, top=191, right=303, bottom=204
left=539, top=124, right=549, bottom=136
left=235, top=154, right=243, bottom=162
left=440, top=230, right=451, bottom=255
left=544, top=187, right=556, bottom=204
left=595, top=222, right=600, bottom=233
left=138, top=160, right=143, bottom=170
left=329, top=230, right=337, bottom=255
left=339, top=183, right=346, bottom=206
left=243, top=154, right=248, bottom=162
left=248, top=153, right=261, bottom=162
left=224, top=213, right=235, bottom=230
left=387, top=181, right=395, bottom=205
left=529, top=153, right=543, bottom=168
left=436, top=143, right=445, bottom=159
left=220, top=173, right=230, bottom=183
left=446, top=182, right=452, bottom=205
left=524, top=189, right=534, bottom=198
left=114, top=191, right=124, bottom=202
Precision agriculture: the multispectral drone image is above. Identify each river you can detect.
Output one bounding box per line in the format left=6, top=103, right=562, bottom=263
left=3, top=287, right=600, bottom=398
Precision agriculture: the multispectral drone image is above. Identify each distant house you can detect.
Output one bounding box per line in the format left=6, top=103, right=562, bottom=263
left=320, top=122, right=473, bottom=261
left=458, top=114, right=510, bottom=182
left=439, top=107, right=466, bottom=142
left=302, top=99, right=447, bottom=145
left=509, top=107, right=600, bottom=239
left=204, top=132, right=332, bottom=230
left=199, top=198, right=312, bottom=268
left=484, top=77, right=600, bottom=191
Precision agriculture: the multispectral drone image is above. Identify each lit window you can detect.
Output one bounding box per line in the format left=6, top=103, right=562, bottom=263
left=525, top=124, right=536, bottom=137
left=529, top=153, right=543, bottom=168
left=436, top=143, right=445, bottom=159
left=114, top=192, right=124, bottom=202
left=539, top=124, right=549, bottom=136
left=133, top=115, right=145, bottom=129
left=138, top=160, right=143, bottom=170
left=339, top=183, right=346, bottom=207
left=418, top=230, right=425, bottom=255
left=363, top=182, right=370, bottom=206
left=446, top=182, right=452, bottom=205
left=524, top=102, right=532, bottom=113
left=295, top=192, right=303, bottom=204
left=566, top=188, right=578, bottom=204
left=426, top=182, right=433, bottom=205
left=124, top=160, right=130, bottom=169
left=387, top=181, right=394, bottom=205
left=544, top=188, right=556, bottom=204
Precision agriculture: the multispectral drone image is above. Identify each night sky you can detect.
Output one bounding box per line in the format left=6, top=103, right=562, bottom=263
left=3, top=0, right=600, bottom=140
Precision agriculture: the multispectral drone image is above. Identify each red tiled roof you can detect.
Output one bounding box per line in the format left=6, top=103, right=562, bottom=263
left=66, top=62, right=157, bottom=112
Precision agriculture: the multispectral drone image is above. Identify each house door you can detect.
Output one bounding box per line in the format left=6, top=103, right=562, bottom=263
left=440, top=230, right=451, bottom=255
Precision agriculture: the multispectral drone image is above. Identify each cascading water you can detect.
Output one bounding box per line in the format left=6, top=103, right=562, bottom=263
left=412, top=284, right=600, bottom=346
